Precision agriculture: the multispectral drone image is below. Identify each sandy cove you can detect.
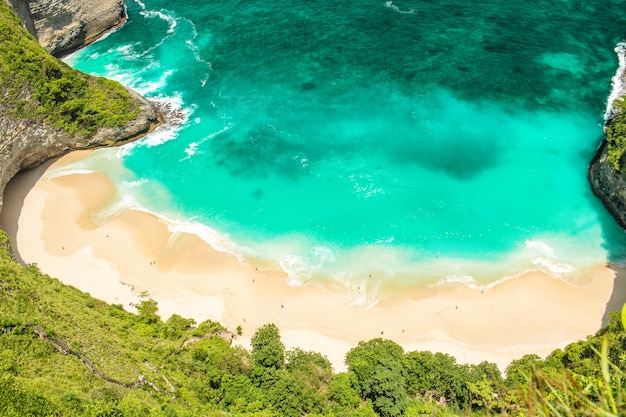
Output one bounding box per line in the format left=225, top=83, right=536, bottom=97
left=1, top=151, right=617, bottom=372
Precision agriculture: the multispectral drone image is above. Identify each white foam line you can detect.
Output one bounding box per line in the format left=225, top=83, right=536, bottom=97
left=604, top=42, right=626, bottom=122
left=140, top=10, right=179, bottom=34
left=43, top=168, right=95, bottom=180
left=116, top=95, right=191, bottom=158
left=181, top=125, right=232, bottom=160
left=384, top=1, right=416, bottom=14
left=86, top=186, right=244, bottom=260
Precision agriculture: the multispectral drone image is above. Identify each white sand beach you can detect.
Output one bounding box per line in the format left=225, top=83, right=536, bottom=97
left=2, top=151, right=617, bottom=372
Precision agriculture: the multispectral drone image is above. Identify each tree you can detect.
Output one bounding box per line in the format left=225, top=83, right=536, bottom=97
left=328, top=373, right=361, bottom=410
left=265, top=370, right=325, bottom=417
left=286, top=348, right=333, bottom=391
left=505, top=354, right=542, bottom=388
left=136, top=292, right=159, bottom=325
left=345, top=338, right=408, bottom=417
left=251, top=323, right=285, bottom=369
left=404, top=351, right=470, bottom=409
left=164, top=314, right=195, bottom=340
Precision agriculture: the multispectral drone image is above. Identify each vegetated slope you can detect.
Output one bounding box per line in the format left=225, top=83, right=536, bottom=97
left=0, top=2, right=157, bottom=212
left=606, top=99, right=626, bottom=171
left=589, top=98, right=626, bottom=228
left=7, top=0, right=127, bottom=57
left=1, top=228, right=625, bottom=417
left=0, top=2, right=624, bottom=415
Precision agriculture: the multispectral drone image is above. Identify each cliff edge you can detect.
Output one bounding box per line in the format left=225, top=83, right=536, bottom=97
left=0, top=1, right=157, bottom=214
left=589, top=44, right=626, bottom=229
left=589, top=141, right=626, bottom=228
left=7, top=0, right=126, bottom=56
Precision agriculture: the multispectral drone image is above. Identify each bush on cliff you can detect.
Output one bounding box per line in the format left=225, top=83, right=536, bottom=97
left=0, top=3, right=140, bottom=137
left=606, top=98, right=626, bottom=170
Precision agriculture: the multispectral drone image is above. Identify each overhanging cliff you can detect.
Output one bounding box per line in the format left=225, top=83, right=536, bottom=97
left=0, top=1, right=157, bottom=214
left=589, top=141, right=626, bottom=228
left=7, top=0, right=126, bottom=56
left=589, top=45, right=626, bottom=229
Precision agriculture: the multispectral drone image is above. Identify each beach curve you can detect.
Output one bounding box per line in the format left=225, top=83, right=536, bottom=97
left=0, top=150, right=617, bottom=372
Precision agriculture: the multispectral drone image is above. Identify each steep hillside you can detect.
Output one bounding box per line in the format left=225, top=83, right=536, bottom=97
left=1, top=227, right=625, bottom=416
left=589, top=98, right=626, bottom=228
left=0, top=1, right=157, bottom=213
left=7, top=0, right=126, bottom=56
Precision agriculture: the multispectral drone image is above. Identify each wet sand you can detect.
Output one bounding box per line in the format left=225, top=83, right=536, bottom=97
left=2, top=151, right=616, bottom=372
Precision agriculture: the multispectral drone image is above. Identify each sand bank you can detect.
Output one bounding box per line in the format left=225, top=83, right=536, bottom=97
left=2, top=151, right=616, bottom=372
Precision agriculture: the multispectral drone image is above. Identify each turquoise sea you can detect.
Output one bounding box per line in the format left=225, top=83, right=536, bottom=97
left=62, top=0, right=626, bottom=306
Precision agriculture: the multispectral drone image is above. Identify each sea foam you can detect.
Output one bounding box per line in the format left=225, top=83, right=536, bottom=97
left=181, top=125, right=232, bottom=160
left=605, top=42, right=626, bottom=121
left=384, top=1, right=416, bottom=14
left=59, top=0, right=626, bottom=307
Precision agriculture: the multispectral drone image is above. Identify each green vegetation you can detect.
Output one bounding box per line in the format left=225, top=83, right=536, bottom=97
left=0, top=3, right=140, bottom=137
left=1, top=227, right=626, bottom=416
left=606, top=98, right=626, bottom=170
left=1, top=1, right=624, bottom=415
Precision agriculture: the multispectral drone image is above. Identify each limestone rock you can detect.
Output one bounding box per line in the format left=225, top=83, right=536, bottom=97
left=0, top=1, right=159, bottom=215
left=9, top=0, right=126, bottom=56
left=588, top=46, right=626, bottom=229
left=0, top=86, right=158, bottom=214
left=589, top=141, right=626, bottom=228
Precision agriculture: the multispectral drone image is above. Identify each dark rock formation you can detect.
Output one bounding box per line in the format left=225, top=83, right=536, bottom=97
left=0, top=87, right=157, bottom=213
left=0, top=0, right=159, bottom=214
left=589, top=141, right=626, bottom=228
left=7, top=0, right=126, bottom=56
left=589, top=46, right=626, bottom=229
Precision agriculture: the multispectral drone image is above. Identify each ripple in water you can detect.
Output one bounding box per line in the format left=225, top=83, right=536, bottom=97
left=64, top=0, right=626, bottom=305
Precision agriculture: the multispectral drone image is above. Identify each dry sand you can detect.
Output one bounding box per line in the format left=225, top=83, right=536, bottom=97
left=2, top=151, right=617, bottom=372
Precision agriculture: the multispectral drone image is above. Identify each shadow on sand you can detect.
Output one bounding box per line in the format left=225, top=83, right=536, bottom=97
left=0, top=159, right=57, bottom=265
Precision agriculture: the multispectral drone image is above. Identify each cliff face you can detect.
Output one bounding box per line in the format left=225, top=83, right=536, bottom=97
left=0, top=88, right=157, bottom=214
left=589, top=50, right=626, bottom=229
left=8, top=0, right=125, bottom=56
left=0, top=1, right=158, bottom=214
left=589, top=141, right=626, bottom=228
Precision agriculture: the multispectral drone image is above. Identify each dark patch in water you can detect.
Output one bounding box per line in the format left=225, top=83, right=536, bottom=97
left=209, top=125, right=310, bottom=178
left=389, top=135, right=501, bottom=180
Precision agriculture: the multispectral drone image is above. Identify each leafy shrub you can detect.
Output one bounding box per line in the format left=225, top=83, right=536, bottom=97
left=0, top=4, right=140, bottom=138
left=606, top=99, right=626, bottom=170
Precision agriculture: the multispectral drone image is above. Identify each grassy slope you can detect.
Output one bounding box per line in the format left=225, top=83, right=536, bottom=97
left=0, top=2, right=625, bottom=416
left=1, top=227, right=625, bottom=417
left=0, top=229, right=226, bottom=416
left=0, top=3, right=139, bottom=138
left=607, top=99, right=626, bottom=170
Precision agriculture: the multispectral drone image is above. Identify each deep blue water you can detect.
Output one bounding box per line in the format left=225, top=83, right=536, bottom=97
left=63, top=0, right=626, bottom=305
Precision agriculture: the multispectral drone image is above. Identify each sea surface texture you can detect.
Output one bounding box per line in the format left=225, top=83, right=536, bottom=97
left=63, top=0, right=626, bottom=306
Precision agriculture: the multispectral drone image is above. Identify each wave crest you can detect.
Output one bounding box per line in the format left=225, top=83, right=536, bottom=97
left=605, top=42, right=626, bottom=122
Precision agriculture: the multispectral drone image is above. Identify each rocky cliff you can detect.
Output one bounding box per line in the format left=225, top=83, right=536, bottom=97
left=0, top=1, right=158, bottom=215
left=589, top=141, right=626, bottom=228
left=589, top=45, right=626, bottom=229
left=0, top=89, right=157, bottom=214
left=7, top=0, right=126, bottom=56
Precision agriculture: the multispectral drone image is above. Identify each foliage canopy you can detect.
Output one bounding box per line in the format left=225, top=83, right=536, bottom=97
left=606, top=98, right=626, bottom=170
left=0, top=4, right=140, bottom=137
left=1, top=227, right=626, bottom=416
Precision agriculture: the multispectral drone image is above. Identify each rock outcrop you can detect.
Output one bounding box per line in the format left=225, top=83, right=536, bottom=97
left=589, top=141, right=626, bottom=228
left=0, top=87, right=157, bottom=214
left=0, top=0, right=158, bottom=214
left=589, top=45, right=626, bottom=229
left=7, top=0, right=126, bottom=56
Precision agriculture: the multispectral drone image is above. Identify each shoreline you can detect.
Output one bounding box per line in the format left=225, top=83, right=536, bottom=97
left=1, top=151, right=618, bottom=372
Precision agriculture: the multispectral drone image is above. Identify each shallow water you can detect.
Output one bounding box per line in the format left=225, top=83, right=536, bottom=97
left=63, top=0, right=626, bottom=306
